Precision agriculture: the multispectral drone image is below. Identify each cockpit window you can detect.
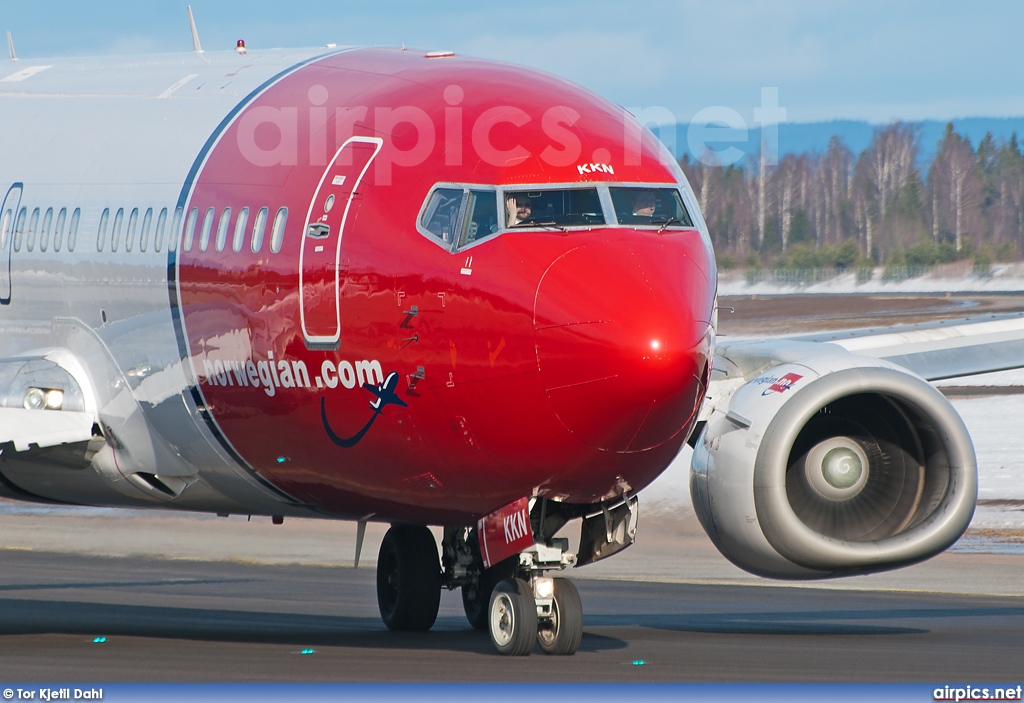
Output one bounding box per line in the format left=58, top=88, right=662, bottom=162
left=459, top=190, right=499, bottom=248
left=421, top=187, right=463, bottom=245
left=504, top=188, right=604, bottom=228
left=610, top=187, right=693, bottom=228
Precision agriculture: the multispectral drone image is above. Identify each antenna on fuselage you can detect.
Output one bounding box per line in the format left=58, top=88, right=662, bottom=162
left=7, top=31, right=17, bottom=64
left=187, top=5, right=209, bottom=63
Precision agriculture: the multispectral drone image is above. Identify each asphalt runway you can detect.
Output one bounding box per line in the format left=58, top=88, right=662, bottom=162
left=0, top=549, right=1022, bottom=682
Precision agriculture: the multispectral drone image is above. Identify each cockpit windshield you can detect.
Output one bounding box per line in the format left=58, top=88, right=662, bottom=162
left=504, top=189, right=604, bottom=228
left=609, top=187, right=693, bottom=228
left=417, top=183, right=696, bottom=253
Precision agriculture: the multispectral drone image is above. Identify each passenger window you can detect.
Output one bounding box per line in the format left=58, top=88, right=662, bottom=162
left=459, top=191, right=499, bottom=248
left=68, top=209, right=80, bottom=252
left=420, top=188, right=463, bottom=245
left=609, top=187, right=693, bottom=228
left=39, top=208, right=53, bottom=252
left=270, top=207, right=287, bottom=253
left=26, top=208, right=39, bottom=252
left=152, top=209, right=165, bottom=253
left=0, top=209, right=11, bottom=251
left=96, top=209, right=109, bottom=252
left=163, top=207, right=180, bottom=253
left=251, top=207, right=268, bottom=252
left=215, top=207, right=231, bottom=252
left=13, top=208, right=26, bottom=252
left=13, top=208, right=28, bottom=253
left=125, top=208, right=139, bottom=252
left=233, top=207, right=249, bottom=253
left=53, top=208, right=66, bottom=252
left=199, top=207, right=215, bottom=252
left=110, top=208, right=124, bottom=253
left=139, top=208, right=153, bottom=252
left=505, top=188, right=604, bottom=228
left=182, top=208, right=198, bottom=252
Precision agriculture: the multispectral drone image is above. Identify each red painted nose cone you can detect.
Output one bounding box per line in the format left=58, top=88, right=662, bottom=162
left=534, top=238, right=714, bottom=453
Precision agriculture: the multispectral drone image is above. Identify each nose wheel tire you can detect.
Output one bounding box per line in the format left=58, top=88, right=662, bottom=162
left=463, top=556, right=517, bottom=630
left=376, top=524, right=441, bottom=631
left=537, top=578, right=583, bottom=655
left=488, top=578, right=538, bottom=656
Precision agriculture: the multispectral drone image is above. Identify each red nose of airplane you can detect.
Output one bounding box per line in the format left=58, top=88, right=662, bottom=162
left=533, top=235, right=714, bottom=453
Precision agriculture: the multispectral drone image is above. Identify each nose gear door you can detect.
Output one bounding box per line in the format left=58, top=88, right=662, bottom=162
left=300, top=137, right=382, bottom=350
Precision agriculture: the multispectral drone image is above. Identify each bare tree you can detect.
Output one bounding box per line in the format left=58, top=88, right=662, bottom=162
left=929, top=124, right=981, bottom=252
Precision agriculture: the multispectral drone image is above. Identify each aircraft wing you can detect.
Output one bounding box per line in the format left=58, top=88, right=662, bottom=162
left=0, top=407, right=95, bottom=452
left=0, top=351, right=97, bottom=453
left=770, top=311, right=1024, bottom=382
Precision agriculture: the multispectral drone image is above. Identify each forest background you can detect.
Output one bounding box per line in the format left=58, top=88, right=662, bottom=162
left=679, top=122, right=1024, bottom=279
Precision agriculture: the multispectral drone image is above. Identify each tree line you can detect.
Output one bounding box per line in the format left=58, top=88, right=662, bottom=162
left=680, top=123, right=1024, bottom=271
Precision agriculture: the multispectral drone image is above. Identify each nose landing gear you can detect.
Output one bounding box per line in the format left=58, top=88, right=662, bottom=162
left=443, top=522, right=584, bottom=656
left=376, top=496, right=634, bottom=655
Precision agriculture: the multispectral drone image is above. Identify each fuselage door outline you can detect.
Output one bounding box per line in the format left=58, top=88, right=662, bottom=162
left=0, top=182, right=23, bottom=305
left=299, top=136, right=383, bottom=350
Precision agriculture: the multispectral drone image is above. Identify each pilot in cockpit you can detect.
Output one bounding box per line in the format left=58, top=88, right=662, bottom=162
left=505, top=194, right=534, bottom=227
left=632, top=191, right=657, bottom=219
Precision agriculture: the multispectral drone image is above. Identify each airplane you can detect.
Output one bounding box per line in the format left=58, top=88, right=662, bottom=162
left=1, top=9, right=1021, bottom=657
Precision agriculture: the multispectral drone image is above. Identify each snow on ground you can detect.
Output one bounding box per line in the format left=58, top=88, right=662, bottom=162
left=718, top=262, right=1024, bottom=296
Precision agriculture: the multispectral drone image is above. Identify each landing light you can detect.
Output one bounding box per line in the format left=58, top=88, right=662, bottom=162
left=534, top=577, right=554, bottom=599
left=45, top=389, right=65, bottom=410
left=23, top=387, right=63, bottom=410
left=23, top=387, right=45, bottom=410
left=650, top=340, right=661, bottom=350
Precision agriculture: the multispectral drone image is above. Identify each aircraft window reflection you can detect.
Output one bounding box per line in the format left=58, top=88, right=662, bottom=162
left=182, top=208, right=198, bottom=252
left=13, top=207, right=26, bottom=253
left=163, top=207, right=179, bottom=253
left=459, top=190, right=498, bottom=248
left=270, top=207, right=287, bottom=253
left=199, top=207, right=215, bottom=252
left=26, top=208, right=39, bottom=252
left=252, top=207, right=268, bottom=252
left=140, top=208, right=153, bottom=253
left=40, top=208, right=53, bottom=252
left=96, top=208, right=110, bottom=252
left=111, top=208, right=124, bottom=253
left=53, top=208, right=66, bottom=252
left=504, top=188, right=604, bottom=228
left=0, top=209, right=11, bottom=251
left=68, top=209, right=80, bottom=252
left=609, top=187, right=693, bottom=228
left=125, top=208, right=139, bottom=253
left=421, top=188, right=463, bottom=245
left=233, top=207, right=249, bottom=253
left=215, top=207, right=231, bottom=253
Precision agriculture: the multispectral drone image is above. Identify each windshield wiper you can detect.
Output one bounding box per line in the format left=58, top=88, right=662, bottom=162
left=656, top=217, right=682, bottom=233
left=532, top=221, right=568, bottom=232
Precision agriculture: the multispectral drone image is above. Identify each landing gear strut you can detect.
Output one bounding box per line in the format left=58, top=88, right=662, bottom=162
left=376, top=524, right=441, bottom=631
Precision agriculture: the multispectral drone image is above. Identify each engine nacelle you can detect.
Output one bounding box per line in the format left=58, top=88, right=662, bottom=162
left=690, top=348, right=976, bottom=579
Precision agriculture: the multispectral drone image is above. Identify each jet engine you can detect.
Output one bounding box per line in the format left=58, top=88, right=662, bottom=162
left=690, top=343, right=976, bottom=579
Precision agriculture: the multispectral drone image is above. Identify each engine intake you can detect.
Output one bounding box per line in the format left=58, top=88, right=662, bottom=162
left=691, top=353, right=977, bottom=579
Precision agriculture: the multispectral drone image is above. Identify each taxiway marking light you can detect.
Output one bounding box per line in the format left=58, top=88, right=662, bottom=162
left=632, top=659, right=646, bottom=666
left=93, top=637, right=106, bottom=644
left=301, top=648, right=315, bottom=655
